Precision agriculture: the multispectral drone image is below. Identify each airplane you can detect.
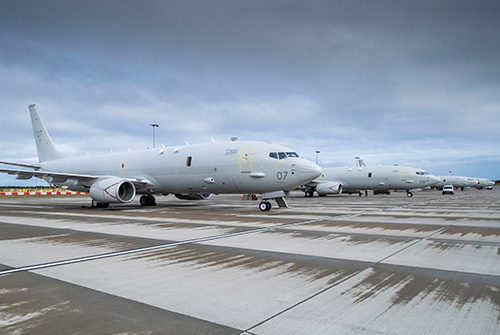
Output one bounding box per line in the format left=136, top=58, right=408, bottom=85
left=0, top=104, right=322, bottom=211
left=301, top=158, right=440, bottom=198
left=432, top=176, right=478, bottom=191
left=473, top=178, right=495, bottom=190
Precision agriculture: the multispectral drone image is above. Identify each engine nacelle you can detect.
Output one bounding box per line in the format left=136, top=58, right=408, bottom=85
left=90, top=177, right=136, bottom=203
left=174, top=193, right=213, bottom=200
left=316, top=182, right=343, bottom=195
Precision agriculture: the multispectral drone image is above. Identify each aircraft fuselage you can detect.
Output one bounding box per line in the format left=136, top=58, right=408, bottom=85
left=41, top=141, right=320, bottom=195
left=303, top=165, right=440, bottom=197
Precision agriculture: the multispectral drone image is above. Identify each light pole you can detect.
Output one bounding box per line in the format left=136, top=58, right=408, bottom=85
left=150, top=123, right=159, bottom=148
left=315, top=150, right=320, bottom=165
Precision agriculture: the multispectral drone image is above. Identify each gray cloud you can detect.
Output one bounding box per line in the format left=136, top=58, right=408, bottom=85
left=1, top=0, right=500, bottom=186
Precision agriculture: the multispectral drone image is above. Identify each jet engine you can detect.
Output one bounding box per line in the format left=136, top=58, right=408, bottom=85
left=174, top=193, right=213, bottom=200
left=90, top=177, right=136, bottom=203
left=316, top=182, right=343, bottom=195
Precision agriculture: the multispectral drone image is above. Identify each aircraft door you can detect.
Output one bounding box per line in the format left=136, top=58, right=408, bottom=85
left=120, top=160, right=126, bottom=174
left=239, top=146, right=255, bottom=173
left=400, top=169, right=409, bottom=181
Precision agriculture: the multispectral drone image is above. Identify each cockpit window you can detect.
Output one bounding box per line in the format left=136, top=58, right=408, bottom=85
left=415, top=171, right=429, bottom=175
left=269, top=152, right=300, bottom=159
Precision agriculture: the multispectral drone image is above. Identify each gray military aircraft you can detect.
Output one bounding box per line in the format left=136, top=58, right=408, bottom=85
left=433, top=176, right=478, bottom=190
left=0, top=105, right=322, bottom=211
left=473, top=178, right=495, bottom=189
left=301, top=159, right=440, bottom=197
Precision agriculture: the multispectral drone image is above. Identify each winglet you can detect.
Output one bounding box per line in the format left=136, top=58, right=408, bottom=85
left=29, top=104, right=67, bottom=162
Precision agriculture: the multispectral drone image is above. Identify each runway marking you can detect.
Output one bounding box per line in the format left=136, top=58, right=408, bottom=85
left=0, top=216, right=331, bottom=277
left=1, top=190, right=498, bottom=333
left=0, top=196, right=468, bottom=277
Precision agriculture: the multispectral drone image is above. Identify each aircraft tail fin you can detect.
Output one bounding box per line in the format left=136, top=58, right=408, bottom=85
left=28, top=104, right=67, bottom=162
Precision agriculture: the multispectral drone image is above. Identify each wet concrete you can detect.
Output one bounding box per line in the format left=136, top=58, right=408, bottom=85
left=0, top=187, right=499, bottom=334
left=0, top=270, right=238, bottom=335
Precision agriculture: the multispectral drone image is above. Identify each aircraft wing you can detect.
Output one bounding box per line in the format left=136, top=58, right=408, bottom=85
left=0, top=167, right=98, bottom=183
left=0, top=167, right=154, bottom=193
left=0, top=161, right=41, bottom=170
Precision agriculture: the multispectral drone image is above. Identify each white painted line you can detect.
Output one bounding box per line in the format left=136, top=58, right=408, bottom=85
left=0, top=217, right=329, bottom=276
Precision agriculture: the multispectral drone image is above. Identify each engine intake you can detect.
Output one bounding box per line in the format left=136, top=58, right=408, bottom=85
left=90, top=177, right=136, bottom=203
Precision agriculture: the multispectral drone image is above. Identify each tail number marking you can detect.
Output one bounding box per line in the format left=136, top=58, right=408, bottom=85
left=35, top=130, right=43, bottom=142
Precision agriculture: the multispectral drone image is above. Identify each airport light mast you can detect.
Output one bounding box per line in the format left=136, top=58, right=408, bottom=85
left=150, top=123, right=159, bottom=148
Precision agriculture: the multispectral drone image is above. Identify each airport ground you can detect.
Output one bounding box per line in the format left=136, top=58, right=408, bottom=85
left=0, top=187, right=499, bottom=334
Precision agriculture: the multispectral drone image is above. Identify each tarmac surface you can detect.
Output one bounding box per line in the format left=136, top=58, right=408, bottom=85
left=0, top=188, right=499, bottom=334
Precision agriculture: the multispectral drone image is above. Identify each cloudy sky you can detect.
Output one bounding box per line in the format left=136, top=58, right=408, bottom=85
left=1, top=0, right=499, bottom=186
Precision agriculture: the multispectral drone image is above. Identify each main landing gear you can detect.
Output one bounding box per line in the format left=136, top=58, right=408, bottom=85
left=90, top=195, right=156, bottom=208
left=91, top=200, right=109, bottom=208
left=140, top=194, right=156, bottom=206
left=304, top=190, right=314, bottom=197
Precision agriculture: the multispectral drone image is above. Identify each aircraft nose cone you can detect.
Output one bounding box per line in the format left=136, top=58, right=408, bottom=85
left=299, top=159, right=322, bottom=183
left=429, top=174, right=441, bottom=185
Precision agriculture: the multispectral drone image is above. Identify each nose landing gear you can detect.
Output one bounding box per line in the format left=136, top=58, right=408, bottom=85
left=259, top=201, right=272, bottom=211
left=258, top=191, right=288, bottom=211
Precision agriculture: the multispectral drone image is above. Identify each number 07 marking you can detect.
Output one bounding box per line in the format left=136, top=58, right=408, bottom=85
left=277, top=171, right=288, bottom=180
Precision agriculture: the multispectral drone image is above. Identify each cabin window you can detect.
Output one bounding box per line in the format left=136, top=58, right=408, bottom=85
left=186, top=156, right=192, bottom=167
left=368, top=172, right=372, bottom=178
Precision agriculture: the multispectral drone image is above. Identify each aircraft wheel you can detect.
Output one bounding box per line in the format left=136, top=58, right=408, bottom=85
left=305, top=191, right=314, bottom=197
left=407, top=192, right=413, bottom=197
left=91, top=200, right=108, bottom=208
left=140, top=195, right=150, bottom=206
left=259, top=201, right=271, bottom=211
left=147, top=194, right=156, bottom=206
